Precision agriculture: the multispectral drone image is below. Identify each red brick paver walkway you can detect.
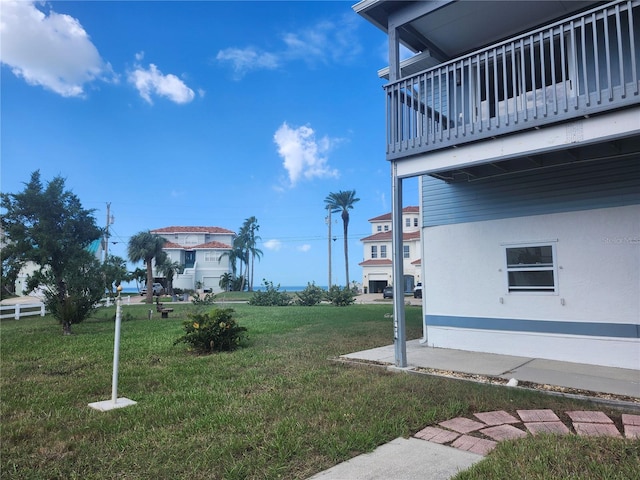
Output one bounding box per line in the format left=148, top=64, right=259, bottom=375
left=413, top=409, right=638, bottom=456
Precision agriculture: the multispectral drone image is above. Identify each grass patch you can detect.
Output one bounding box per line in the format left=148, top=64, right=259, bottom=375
left=2, top=303, right=637, bottom=479
left=455, top=434, right=640, bottom=480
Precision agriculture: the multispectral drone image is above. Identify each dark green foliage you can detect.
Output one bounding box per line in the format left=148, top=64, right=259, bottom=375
left=325, top=285, right=356, bottom=306
left=249, top=279, right=292, bottom=306
left=174, top=308, right=247, bottom=353
left=295, top=282, right=326, bottom=306
left=1, top=171, right=104, bottom=333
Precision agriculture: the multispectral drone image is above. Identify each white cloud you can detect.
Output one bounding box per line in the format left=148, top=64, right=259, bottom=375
left=216, top=47, right=279, bottom=79
left=273, top=122, right=339, bottom=186
left=0, top=0, right=113, bottom=97
left=217, top=14, right=360, bottom=79
left=263, top=239, right=282, bottom=251
left=128, top=62, right=195, bottom=105
left=297, top=244, right=311, bottom=253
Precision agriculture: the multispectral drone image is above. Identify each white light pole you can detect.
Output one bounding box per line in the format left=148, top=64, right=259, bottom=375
left=89, top=285, right=137, bottom=411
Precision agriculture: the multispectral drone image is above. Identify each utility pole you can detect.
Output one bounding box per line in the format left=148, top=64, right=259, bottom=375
left=326, top=206, right=332, bottom=289
left=104, top=202, right=113, bottom=263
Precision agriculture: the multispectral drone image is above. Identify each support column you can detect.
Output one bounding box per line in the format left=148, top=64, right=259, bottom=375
left=392, top=162, right=407, bottom=367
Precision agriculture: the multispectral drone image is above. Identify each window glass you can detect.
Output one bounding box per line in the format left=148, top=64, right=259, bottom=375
left=371, top=246, right=377, bottom=259
left=381, top=245, right=387, bottom=258
left=505, top=244, right=556, bottom=293
left=403, top=245, right=410, bottom=258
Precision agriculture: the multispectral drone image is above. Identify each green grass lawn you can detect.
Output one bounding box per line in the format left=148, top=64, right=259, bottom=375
left=2, top=303, right=638, bottom=479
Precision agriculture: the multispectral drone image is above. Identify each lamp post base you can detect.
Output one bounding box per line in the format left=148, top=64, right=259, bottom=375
left=88, top=398, right=137, bottom=412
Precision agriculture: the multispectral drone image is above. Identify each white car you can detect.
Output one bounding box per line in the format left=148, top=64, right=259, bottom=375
left=413, top=282, right=422, bottom=298
left=141, top=283, right=164, bottom=296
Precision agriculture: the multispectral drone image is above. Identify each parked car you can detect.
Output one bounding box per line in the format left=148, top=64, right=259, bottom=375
left=141, top=283, right=164, bottom=296
left=383, top=286, right=393, bottom=299
left=414, top=282, right=422, bottom=298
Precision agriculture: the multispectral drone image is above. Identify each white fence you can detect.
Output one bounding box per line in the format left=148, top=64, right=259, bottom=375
left=1, top=296, right=131, bottom=320
left=0, top=302, right=46, bottom=320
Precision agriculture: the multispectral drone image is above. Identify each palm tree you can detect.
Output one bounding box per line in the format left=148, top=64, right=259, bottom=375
left=157, top=253, right=182, bottom=296
left=324, top=190, right=360, bottom=287
left=240, top=216, right=263, bottom=291
left=127, top=231, right=166, bottom=304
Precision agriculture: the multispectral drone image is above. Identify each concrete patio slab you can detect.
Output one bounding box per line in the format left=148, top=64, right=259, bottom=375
left=451, top=435, right=497, bottom=455
left=414, top=426, right=460, bottom=444
left=480, top=424, right=528, bottom=441
left=524, top=421, right=571, bottom=435
left=517, top=409, right=560, bottom=422
left=473, top=410, right=520, bottom=425
left=566, top=411, right=613, bottom=423
left=439, top=417, right=486, bottom=434
left=307, top=437, right=482, bottom=480
left=573, top=422, right=622, bottom=437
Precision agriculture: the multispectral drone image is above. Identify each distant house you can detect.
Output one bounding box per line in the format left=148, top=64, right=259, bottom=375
left=355, top=0, right=640, bottom=370
left=150, top=226, right=235, bottom=293
left=360, top=206, right=421, bottom=294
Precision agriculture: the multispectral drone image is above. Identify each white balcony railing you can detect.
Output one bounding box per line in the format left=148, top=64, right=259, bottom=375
left=385, top=0, right=640, bottom=160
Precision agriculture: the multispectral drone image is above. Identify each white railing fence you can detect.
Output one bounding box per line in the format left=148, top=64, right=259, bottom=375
left=0, top=303, right=46, bottom=320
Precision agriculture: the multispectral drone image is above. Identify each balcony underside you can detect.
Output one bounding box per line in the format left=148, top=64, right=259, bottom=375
left=394, top=105, right=640, bottom=181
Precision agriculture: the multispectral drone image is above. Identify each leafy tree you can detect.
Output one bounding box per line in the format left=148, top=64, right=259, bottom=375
left=127, top=231, right=166, bottom=304
left=0, top=171, right=104, bottom=334
left=324, top=190, right=360, bottom=287
left=102, top=254, right=129, bottom=296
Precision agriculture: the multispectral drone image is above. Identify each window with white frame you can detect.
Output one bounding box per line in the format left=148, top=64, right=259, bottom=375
left=371, top=245, right=378, bottom=259
left=380, top=245, right=387, bottom=258
left=504, top=242, right=557, bottom=293
left=405, top=218, right=411, bottom=227
left=403, top=245, right=410, bottom=258
left=414, top=218, right=418, bottom=227
left=204, top=251, right=218, bottom=263
left=384, top=225, right=389, bottom=231
left=377, top=225, right=382, bottom=232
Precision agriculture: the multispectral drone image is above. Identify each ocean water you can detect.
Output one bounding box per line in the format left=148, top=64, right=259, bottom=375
left=121, top=286, right=328, bottom=294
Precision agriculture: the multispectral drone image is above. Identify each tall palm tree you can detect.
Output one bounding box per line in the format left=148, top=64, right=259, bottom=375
left=324, top=190, right=360, bottom=287
left=127, top=231, right=166, bottom=304
left=240, top=216, right=263, bottom=291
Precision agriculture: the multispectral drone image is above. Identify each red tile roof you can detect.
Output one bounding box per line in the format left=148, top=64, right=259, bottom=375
left=368, top=206, right=419, bottom=222
left=361, top=230, right=420, bottom=242
left=151, top=226, right=235, bottom=235
left=359, top=259, right=393, bottom=266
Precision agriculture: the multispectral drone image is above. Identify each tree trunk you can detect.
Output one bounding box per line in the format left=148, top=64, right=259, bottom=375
left=146, top=260, right=154, bottom=304
left=62, top=321, right=73, bottom=335
left=342, top=210, right=349, bottom=287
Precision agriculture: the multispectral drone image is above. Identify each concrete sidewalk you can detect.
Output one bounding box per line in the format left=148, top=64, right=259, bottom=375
left=308, top=340, right=639, bottom=480
left=308, top=437, right=483, bottom=480
left=341, top=339, right=640, bottom=399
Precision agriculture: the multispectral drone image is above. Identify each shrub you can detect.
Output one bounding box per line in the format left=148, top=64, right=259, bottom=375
left=249, top=279, right=292, bottom=306
left=295, top=282, right=325, bottom=306
left=325, top=285, right=356, bottom=306
left=191, top=291, right=216, bottom=307
left=174, top=308, right=247, bottom=354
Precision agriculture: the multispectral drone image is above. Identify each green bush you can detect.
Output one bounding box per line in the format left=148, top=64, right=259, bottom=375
left=295, top=282, right=325, bottom=306
left=174, top=308, right=247, bottom=353
left=325, top=285, right=356, bottom=306
left=249, top=279, right=292, bottom=306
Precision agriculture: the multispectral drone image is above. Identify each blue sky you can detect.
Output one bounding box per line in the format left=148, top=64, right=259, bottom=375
left=1, top=0, right=417, bottom=287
